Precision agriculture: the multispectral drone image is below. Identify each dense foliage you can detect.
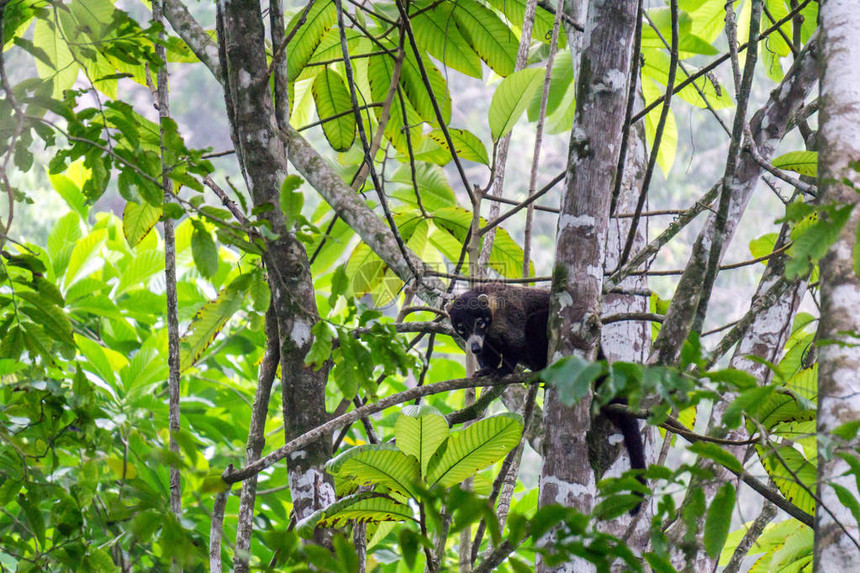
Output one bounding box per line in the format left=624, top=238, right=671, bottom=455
left=1, top=0, right=854, bottom=572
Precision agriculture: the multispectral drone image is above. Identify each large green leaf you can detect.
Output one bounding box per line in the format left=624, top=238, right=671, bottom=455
left=486, top=0, right=566, bottom=48
left=390, top=162, right=458, bottom=211
left=426, top=413, right=523, bottom=488
left=286, top=1, right=337, bottom=82
left=642, top=49, right=733, bottom=111
left=432, top=206, right=531, bottom=278
left=312, top=67, right=356, bottom=152
left=327, top=444, right=421, bottom=498
left=116, top=250, right=165, bottom=295
left=527, top=51, right=573, bottom=122
left=704, top=483, right=735, bottom=559
left=64, top=229, right=107, bottom=288
left=427, top=128, right=489, bottom=165
left=758, top=444, right=816, bottom=515
left=47, top=212, right=83, bottom=279
left=367, top=53, right=424, bottom=155
left=395, top=405, right=450, bottom=477
left=641, top=76, right=678, bottom=176
left=772, top=151, right=817, bottom=178
left=32, top=18, right=77, bottom=97
left=412, top=3, right=483, bottom=78
left=451, top=0, right=518, bottom=77
left=401, top=43, right=451, bottom=125
left=123, top=200, right=161, bottom=248
left=297, top=492, right=415, bottom=538
left=179, top=274, right=250, bottom=371
left=489, top=68, right=544, bottom=141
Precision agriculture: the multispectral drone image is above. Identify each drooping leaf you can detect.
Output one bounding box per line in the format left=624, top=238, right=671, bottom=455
left=401, top=43, right=451, bottom=125
left=312, top=67, right=356, bottom=152
left=451, top=0, right=518, bottom=77
left=489, top=68, right=544, bottom=141
left=412, top=4, right=483, bottom=78
left=704, top=483, right=735, bottom=558
left=427, top=128, right=489, bottom=165
left=179, top=274, right=250, bottom=371
left=286, top=1, right=337, bottom=82
left=123, top=201, right=162, bottom=247
left=191, top=221, right=219, bottom=278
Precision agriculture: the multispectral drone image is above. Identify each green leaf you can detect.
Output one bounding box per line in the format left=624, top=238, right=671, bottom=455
left=540, top=355, right=605, bottom=407
left=427, top=128, right=489, bottom=165
left=33, top=18, right=78, bottom=98
left=395, top=405, right=450, bottom=476
left=280, top=174, right=305, bottom=226
left=773, top=151, right=817, bottom=177
left=412, top=4, right=483, bottom=78
left=641, top=76, right=678, bottom=176
left=704, top=483, right=735, bottom=558
left=123, top=201, right=162, bottom=247
left=485, top=0, right=566, bottom=48
left=451, top=0, right=518, bottom=77
left=722, top=385, right=776, bottom=428
left=296, top=492, right=415, bottom=538
left=401, top=43, right=452, bottom=125
left=312, top=67, right=356, bottom=152
left=831, top=483, right=860, bottom=529
left=64, top=229, right=107, bottom=288
left=286, top=1, right=337, bottom=82
left=47, top=211, right=83, bottom=277
left=326, top=444, right=421, bottom=498
left=749, top=232, right=778, bottom=261
left=116, top=249, right=165, bottom=294
left=390, top=163, right=458, bottom=211
left=688, top=442, right=743, bottom=475
left=179, top=274, right=250, bottom=370
left=427, top=413, right=523, bottom=488
left=489, top=68, right=544, bottom=141
left=191, top=221, right=219, bottom=278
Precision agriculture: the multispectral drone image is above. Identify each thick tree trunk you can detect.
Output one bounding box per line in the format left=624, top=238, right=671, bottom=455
left=216, top=0, right=335, bottom=553
left=814, top=1, right=860, bottom=567
left=539, top=1, right=638, bottom=571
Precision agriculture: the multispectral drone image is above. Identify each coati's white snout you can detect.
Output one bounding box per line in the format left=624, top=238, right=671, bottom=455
left=467, top=334, right=484, bottom=354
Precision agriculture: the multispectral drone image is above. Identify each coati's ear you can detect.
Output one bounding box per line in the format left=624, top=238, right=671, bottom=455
left=477, top=293, right=497, bottom=315
left=445, top=301, right=453, bottom=315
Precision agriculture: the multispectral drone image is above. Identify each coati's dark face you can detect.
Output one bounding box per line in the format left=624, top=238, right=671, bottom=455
left=447, top=292, right=493, bottom=354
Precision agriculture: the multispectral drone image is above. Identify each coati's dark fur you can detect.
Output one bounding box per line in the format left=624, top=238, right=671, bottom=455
left=447, top=284, right=646, bottom=511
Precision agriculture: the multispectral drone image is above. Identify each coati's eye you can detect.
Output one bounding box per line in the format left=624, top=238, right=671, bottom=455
left=476, top=318, right=486, bottom=328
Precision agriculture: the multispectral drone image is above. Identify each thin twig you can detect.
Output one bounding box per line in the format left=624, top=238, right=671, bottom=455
left=523, top=0, right=564, bottom=279
left=630, top=0, right=814, bottom=124
left=694, top=0, right=764, bottom=335
left=222, top=373, right=536, bottom=483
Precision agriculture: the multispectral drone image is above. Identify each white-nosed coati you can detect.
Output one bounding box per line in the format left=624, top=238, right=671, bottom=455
left=446, top=284, right=646, bottom=510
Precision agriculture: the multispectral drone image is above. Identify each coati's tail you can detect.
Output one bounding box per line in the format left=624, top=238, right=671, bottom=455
left=602, top=401, right=647, bottom=515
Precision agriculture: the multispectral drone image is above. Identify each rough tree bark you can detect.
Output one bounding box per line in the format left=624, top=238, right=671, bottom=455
left=215, top=0, right=334, bottom=549
left=814, top=0, right=860, bottom=567
left=539, top=1, right=638, bottom=570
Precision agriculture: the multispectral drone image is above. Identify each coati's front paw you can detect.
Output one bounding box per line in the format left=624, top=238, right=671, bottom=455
left=474, top=366, right=500, bottom=378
